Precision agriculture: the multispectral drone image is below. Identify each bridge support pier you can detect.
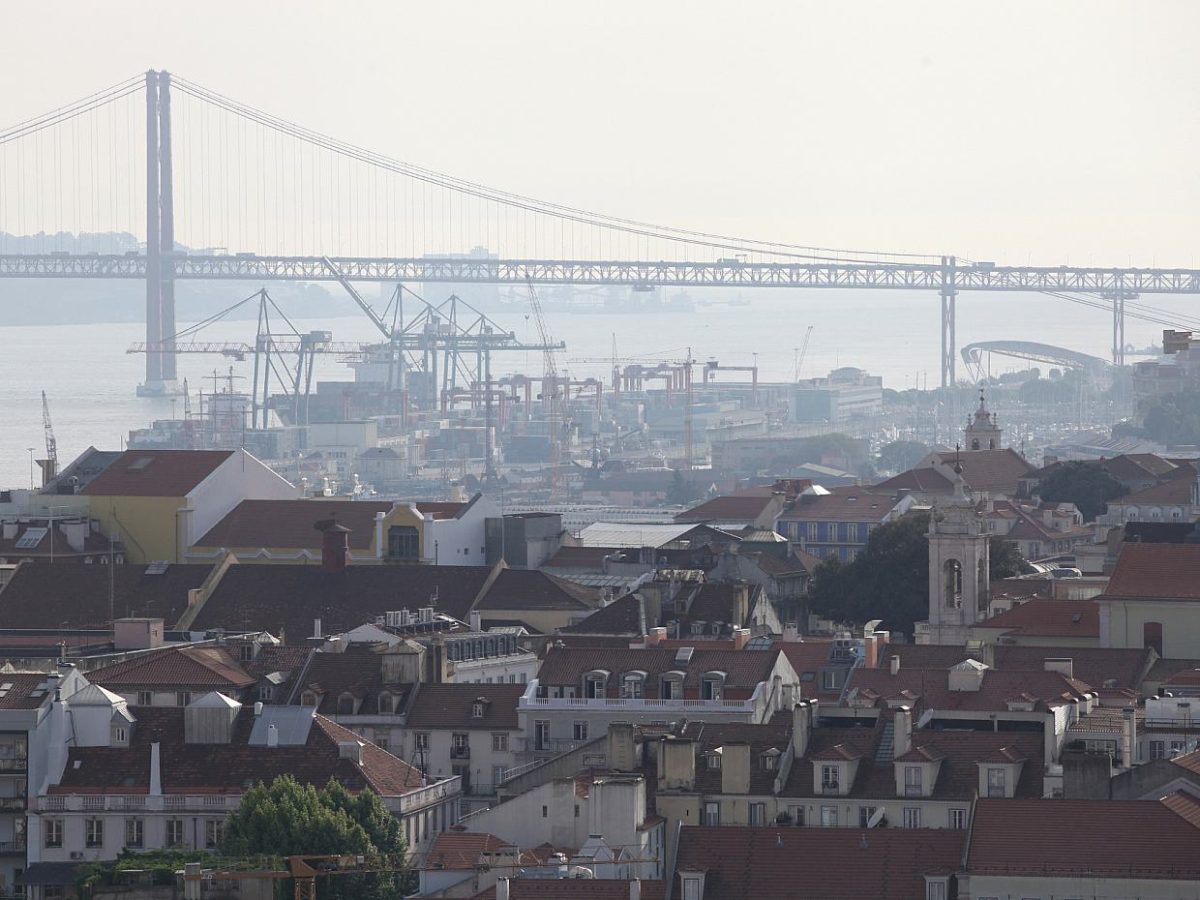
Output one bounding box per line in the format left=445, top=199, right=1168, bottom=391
left=1102, top=288, right=1135, bottom=367
left=137, top=69, right=180, bottom=398
left=939, top=255, right=957, bottom=389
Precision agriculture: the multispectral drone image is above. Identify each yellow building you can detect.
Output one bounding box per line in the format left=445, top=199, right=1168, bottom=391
left=1097, top=542, right=1200, bottom=658
left=82, top=449, right=298, bottom=563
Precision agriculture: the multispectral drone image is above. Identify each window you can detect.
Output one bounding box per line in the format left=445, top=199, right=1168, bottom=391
left=112, top=726, right=128, bottom=744
left=749, top=802, right=766, bottom=826
left=176, top=691, right=191, bottom=707
left=986, top=767, right=1007, bottom=798
left=703, top=802, right=720, bottom=826
left=1150, top=740, right=1165, bottom=760
left=708, top=753, right=722, bottom=770
left=542, top=805, right=548, bottom=818
left=661, top=675, right=683, bottom=700
left=943, top=559, right=963, bottom=608
left=374, top=734, right=390, bottom=753
left=683, top=877, right=702, bottom=900
left=257, top=685, right=273, bottom=702
left=535, top=721, right=550, bottom=751
left=821, top=670, right=838, bottom=691
left=44, top=889, right=65, bottom=900
left=1171, top=740, right=1186, bottom=755
left=336, top=693, right=356, bottom=715
left=902, top=807, right=921, bottom=828
left=125, top=817, right=144, bottom=848
left=583, top=672, right=608, bottom=699
left=573, top=720, right=589, bottom=742
left=820, top=765, right=840, bottom=793
left=493, top=765, right=507, bottom=786
left=451, top=733, right=470, bottom=758
left=43, top=818, right=63, bottom=849
left=790, top=806, right=806, bottom=827
left=492, top=732, right=509, bottom=752
left=819, top=805, right=838, bottom=828
left=621, top=673, right=645, bottom=699
left=300, top=691, right=319, bottom=707
left=414, top=732, right=430, bottom=751
left=845, top=523, right=860, bottom=543
left=387, top=525, right=420, bottom=560
left=858, top=806, right=876, bottom=828
left=701, top=673, right=725, bottom=701
left=378, top=693, right=394, bottom=714
left=1144, top=621, right=1164, bottom=656
left=205, top=820, right=225, bottom=849
left=904, top=766, right=923, bottom=796
left=137, top=691, right=153, bottom=706
left=807, top=522, right=819, bottom=543
left=166, top=818, right=184, bottom=848
left=762, top=753, right=777, bottom=771
left=85, top=818, right=104, bottom=848
left=472, top=702, right=485, bottom=719
left=926, top=880, right=947, bottom=900
left=949, top=808, right=966, bottom=829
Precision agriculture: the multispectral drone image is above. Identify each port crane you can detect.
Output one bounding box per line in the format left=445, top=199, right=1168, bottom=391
left=527, top=280, right=565, bottom=498
left=794, top=325, right=814, bottom=381
left=40, top=390, right=59, bottom=480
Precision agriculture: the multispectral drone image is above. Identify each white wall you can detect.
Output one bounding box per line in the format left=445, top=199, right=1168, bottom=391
left=185, top=449, right=299, bottom=546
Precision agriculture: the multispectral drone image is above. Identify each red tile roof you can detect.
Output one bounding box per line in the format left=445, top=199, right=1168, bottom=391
left=194, top=500, right=394, bottom=550
left=967, top=798, right=1200, bottom=879
left=281, top=645, right=399, bottom=716
left=874, top=467, right=955, bottom=494
left=975, top=599, right=1099, bottom=638
left=0, top=562, right=216, bottom=629
left=0, top=673, right=55, bottom=709
left=88, top=645, right=256, bottom=690
left=560, top=593, right=645, bottom=636
left=925, top=448, right=1034, bottom=495
left=776, top=487, right=901, bottom=524
left=81, top=450, right=235, bottom=497
left=1172, top=749, right=1200, bottom=777
left=51, top=705, right=424, bottom=796
left=1112, top=471, right=1196, bottom=506
left=1160, top=791, right=1200, bottom=829
left=846, top=666, right=1091, bottom=714
left=1101, top=543, right=1200, bottom=602
left=405, top=683, right=525, bottom=730
left=427, top=831, right=517, bottom=870
left=535, top=646, right=781, bottom=696
left=674, top=494, right=776, bottom=524
left=675, top=825, right=965, bottom=900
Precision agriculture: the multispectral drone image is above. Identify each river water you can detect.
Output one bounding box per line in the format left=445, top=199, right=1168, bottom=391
left=1, top=288, right=1193, bottom=488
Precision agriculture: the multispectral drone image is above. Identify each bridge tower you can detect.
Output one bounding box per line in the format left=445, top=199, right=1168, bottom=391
left=138, top=69, right=179, bottom=397
left=939, top=255, right=957, bottom=389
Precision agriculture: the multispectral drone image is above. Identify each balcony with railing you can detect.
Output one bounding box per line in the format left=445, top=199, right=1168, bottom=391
left=0, top=799, right=25, bottom=812
left=520, top=679, right=762, bottom=715
left=394, top=776, right=462, bottom=816
left=0, top=840, right=25, bottom=854
left=450, top=745, right=471, bottom=760
left=40, top=794, right=240, bottom=813
left=0, top=756, right=28, bottom=774
left=819, top=780, right=840, bottom=795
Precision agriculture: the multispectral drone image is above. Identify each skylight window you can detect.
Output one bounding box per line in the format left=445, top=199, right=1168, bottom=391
left=14, top=527, right=47, bottom=549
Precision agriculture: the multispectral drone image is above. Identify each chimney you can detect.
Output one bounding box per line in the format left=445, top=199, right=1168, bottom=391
left=495, top=878, right=510, bottom=900
left=629, top=880, right=641, bottom=900
left=645, top=626, right=667, bottom=647
left=607, top=722, right=636, bottom=771
left=267, top=723, right=279, bottom=748
left=1121, top=706, right=1136, bottom=769
left=733, top=628, right=751, bottom=650
left=890, top=655, right=901, bottom=676
left=894, top=706, right=913, bottom=759
left=658, top=737, right=696, bottom=791
left=0, top=522, right=16, bottom=541
left=792, top=701, right=813, bottom=758
left=720, top=742, right=751, bottom=795
left=469, top=610, right=482, bottom=633
left=316, top=518, right=351, bottom=573
left=62, top=520, right=89, bottom=552
left=782, top=623, right=801, bottom=643
left=253, top=701, right=263, bottom=716
left=313, top=618, right=323, bottom=640
left=1044, top=658, right=1074, bottom=679
left=149, top=741, right=162, bottom=796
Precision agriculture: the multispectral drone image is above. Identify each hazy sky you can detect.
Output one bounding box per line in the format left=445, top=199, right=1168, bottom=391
left=6, top=1, right=1198, bottom=265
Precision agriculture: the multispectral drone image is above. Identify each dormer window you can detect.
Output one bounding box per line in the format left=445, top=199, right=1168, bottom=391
left=472, top=700, right=486, bottom=719
left=661, top=672, right=684, bottom=700
left=701, top=672, right=726, bottom=701
left=583, top=670, right=609, bottom=699
left=300, top=691, right=319, bottom=707
left=820, top=764, right=840, bottom=793
left=378, top=693, right=394, bottom=715
left=707, top=750, right=722, bottom=769
left=621, top=672, right=646, bottom=699
left=111, top=726, right=128, bottom=746
left=336, top=693, right=357, bottom=716
left=761, top=748, right=781, bottom=771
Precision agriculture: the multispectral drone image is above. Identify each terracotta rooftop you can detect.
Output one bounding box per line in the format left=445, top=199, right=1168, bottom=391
left=967, top=798, right=1200, bottom=879
left=560, top=593, right=646, bottom=636
left=1101, top=542, right=1200, bottom=602
left=974, top=599, right=1099, bottom=638
left=535, top=646, right=781, bottom=696
left=1111, top=470, right=1197, bottom=506
left=674, top=825, right=965, bottom=900
left=473, top=881, right=665, bottom=900
left=88, top=645, right=256, bottom=690
left=280, top=645, right=400, bottom=716
left=476, top=570, right=599, bottom=611
left=1160, top=790, right=1200, bottom=829
left=405, top=683, right=525, bottom=730
left=194, top=500, right=394, bottom=550
left=50, top=704, right=424, bottom=796
left=873, top=467, right=955, bottom=495
left=674, top=493, right=776, bottom=524
left=0, top=673, right=56, bottom=710
left=80, top=450, right=235, bottom=497
left=924, top=448, right=1035, bottom=495
left=0, top=522, right=111, bottom=558
left=192, top=564, right=495, bottom=638
left=776, top=487, right=901, bottom=524
left=0, top=562, right=215, bottom=629
left=845, top=666, right=1091, bottom=714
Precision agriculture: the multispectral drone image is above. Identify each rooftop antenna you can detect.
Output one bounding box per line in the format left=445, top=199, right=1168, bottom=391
left=953, top=443, right=963, bottom=475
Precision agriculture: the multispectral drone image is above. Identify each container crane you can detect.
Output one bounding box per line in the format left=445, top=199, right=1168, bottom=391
left=527, top=280, right=563, bottom=498
left=40, top=390, right=59, bottom=482
left=794, top=325, right=814, bottom=381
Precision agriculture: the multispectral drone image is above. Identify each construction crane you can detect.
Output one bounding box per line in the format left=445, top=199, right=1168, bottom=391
left=40, top=390, right=59, bottom=482
left=794, top=325, right=815, bottom=381
left=527, top=280, right=563, bottom=499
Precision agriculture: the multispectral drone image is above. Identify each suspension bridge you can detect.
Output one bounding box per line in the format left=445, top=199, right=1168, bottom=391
left=1, top=70, right=1199, bottom=396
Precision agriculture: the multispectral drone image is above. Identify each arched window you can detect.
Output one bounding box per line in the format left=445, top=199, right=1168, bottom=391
left=583, top=670, right=609, bottom=699
left=944, top=559, right=963, bottom=608
left=660, top=671, right=685, bottom=700
left=300, top=691, right=319, bottom=707
left=701, top=671, right=726, bottom=701
left=621, top=672, right=646, bottom=699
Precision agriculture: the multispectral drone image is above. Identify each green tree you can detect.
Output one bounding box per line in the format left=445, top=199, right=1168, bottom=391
left=989, top=537, right=1034, bottom=578
left=221, top=776, right=409, bottom=900
left=1037, top=461, right=1128, bottom=521
left=667, top=469, right=702, bottom=506
left=1141, top=392, right=1200, bottom=446
left=807, top=513, right=1033, bottom=636
left=876, top=440, right=931, bottom=473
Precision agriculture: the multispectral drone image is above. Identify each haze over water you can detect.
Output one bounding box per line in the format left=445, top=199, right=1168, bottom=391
left=1, top=288, right=1192, bottom=488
